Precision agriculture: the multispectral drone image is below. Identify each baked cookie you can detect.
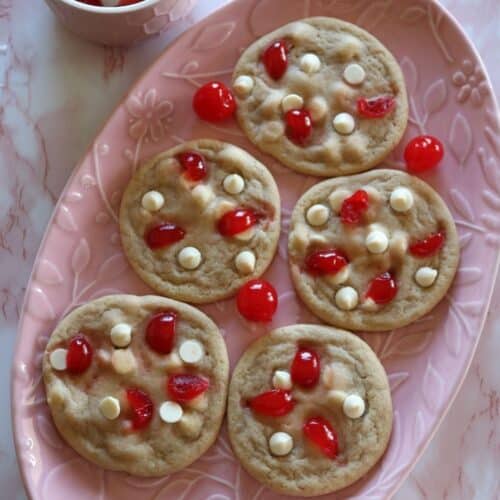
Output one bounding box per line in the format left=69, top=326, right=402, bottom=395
left=227, top=324, right=392, bottom=496
left=288, top=169, right=460, bottom=331
left=120, top=139, right=280, bottom=304
left=43, top=294, right=229, bottom=476
left=232, top=17, right=408, bottom=177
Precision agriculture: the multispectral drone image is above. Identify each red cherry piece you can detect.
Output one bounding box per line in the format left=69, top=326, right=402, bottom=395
left=193, top=81, right=236, bottom=122
left=145, top=223, right=185, bottom=250
left=285, top=109, right=313, bottom=146
left=366, top=272, right=398, bottom=305
left=262, top=39, right=289, bottom=80
left=249, top=389, right=294, bottom=417
left=291, top=348, right=320, bottom=388
left=305, top=249, right=348, bottom=276
left=303, top=416, right=339, bottom=459
left=78, top=0, right=101, bottom=5
left=167, top=374, right=209, bottom=402
left=145, top=312, right=176, bottom=354
left=237, top=279, right=278, bottom=322
left=340, top=189, right=369, bottom=225
left=409, top=231, right=445, bottom=257
left=177, top=151, right=207, bottom=181
left=66, top=335, right=93, bottom=374
left=217, top=208, right=257, bottom=237
left=126, top=388, right=154, bottom=430
left=357, top=95, right=396, bottom=118
left=404, top=135, right=444, bottom=173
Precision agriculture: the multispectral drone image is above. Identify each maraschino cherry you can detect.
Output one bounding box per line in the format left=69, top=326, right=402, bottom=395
left=66, top=335, right=93, bottom=374
left=409, top=231, right=445, bottom=257
left=145, top=223, right=185, bottom=250
left=366, top=272, right=398, bottom=305
left=357, top=95, right=395, bottom=118
left=249, top=389, right=294, bottom=417
left=218, top=208, right=257, bottom=237
left=126, top=388, right=154, bottom=430
left=404, top=135, right=444, bottom=173
left=145, top=312, right=176, bottom=354
left=193, top=81, right=236, bottom=122
left=177, top=151, right=207, bottom=181
left=291, top=348, right=320, bottom=388
left=340, top=189, right=369, bottom=225
left=237, top=279, right=278, bottom=322
left=167, top=374, right=209, bottom=402
left=305, top=249, right=348, bottom=276
left=303, top=416, right=339, bottom=459
left=262, top=40, right=289, bottom=80
left=285, top=109, right=313, bottom=146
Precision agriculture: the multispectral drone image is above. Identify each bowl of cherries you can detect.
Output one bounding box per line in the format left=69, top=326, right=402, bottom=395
left=44, top=0, right=198, bottom=46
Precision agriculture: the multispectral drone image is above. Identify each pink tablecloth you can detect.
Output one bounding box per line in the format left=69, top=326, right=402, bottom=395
left=1, top=1, right=498, bottom=498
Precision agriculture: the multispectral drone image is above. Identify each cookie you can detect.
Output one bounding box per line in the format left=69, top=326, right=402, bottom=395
left=232, top=17, right=408, bottom=177
left=288, top=169, right=460, bottom=331
left=227, top=324, right=392, bottom=496
left=120, top=139, right=280, bottom=304
left=43, top=294, right=229, bottom=476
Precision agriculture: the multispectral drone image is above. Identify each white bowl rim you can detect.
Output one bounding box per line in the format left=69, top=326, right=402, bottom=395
left=57, top=0, right=162, bottom=15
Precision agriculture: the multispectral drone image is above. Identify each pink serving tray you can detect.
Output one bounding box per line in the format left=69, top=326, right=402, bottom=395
left=12, top=0, right=500, bottom=498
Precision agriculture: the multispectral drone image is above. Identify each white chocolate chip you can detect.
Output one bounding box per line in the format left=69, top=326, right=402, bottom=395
left=234, top=226, right=255, bottom=241
left=111, top=349, right=136, bottom=375
left=364, top=185, right=382, bottom=202
left=179, top=340, right=204, bottom=364
left=191, top=184, right=214, bottom=209
left=390, top=231, right=409, bottom=256
left=343, top=63, right=366, bottom=85
left=361, top=297, right=379, bottom=312
left=308, top=96, right=328, bottom=122
left=272, top=370, right=292, bottom=390
left=366, top=230, right=389, bottom=254
left=141, top=191, right=164, bottom=212
left=328, top=189, right=351, bottom=213
left=333, top=113, right=356, bottom=135
left=97, top=349, right=111, bottom=365
left=306, top=204, right=329, bottom=226
left=110, top=323, right=132, bottom=348
left=223, top=174, right=245, bottom=195
left=269, top=432, right=294, bottom=456
left=214, top=200, right=236, bottom=219
left=162, top=352, right=184, bottom=372
left=390, top=187, right=414, bottom=213
left=235, top=250, right=256, bottom=275
left=233, top=75, right=254, bottom=97
left=177, top=247, right=202, bottom=270
left=343, top=394, right=365, bottom=419
left=159, top=401, right=183, bottom=423
left=49, top=348, right=68, bottom=371
left=99, top=396, right=121, bottom=420
left=179, top=413, right=203, bottom=438
left=281, top=93, right=304, bottom=112
left=327, top=389, right=348, bottom=406
left=325, top=264, right=350, bottom=286
left=335, top=286, right=358, bottom=310
left=186, top=394, right=208, bottom=411
left=415, top=267, right=438, bottom=288
left=289, top=225, right=309, bottom=253
left=300, top=53, right=321, bottom=74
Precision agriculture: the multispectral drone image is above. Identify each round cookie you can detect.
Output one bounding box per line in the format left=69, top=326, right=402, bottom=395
left=120, top=139, right=280, bottom=304
left=232, top=17, right=408, bottom=177
left=227, top=324, right=392, bottom=496
left=43, top=294, right=229, bottom=476
left=288, top=169, right=460, bottom=331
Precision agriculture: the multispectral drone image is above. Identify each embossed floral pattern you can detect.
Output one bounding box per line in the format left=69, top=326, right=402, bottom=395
left=126, top=88, right=174, bottom=142
left=452, top=59, right=489, bottom=105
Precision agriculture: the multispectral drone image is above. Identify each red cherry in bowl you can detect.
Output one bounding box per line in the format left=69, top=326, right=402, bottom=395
left=404, top=135, right=444, bottom=173
left=303, top=416, right=339, bottom=459
left=145, top=312, right=176, bottom=354
left=237, top=279, right=278, bottom=322
left=193, top=81, right=236, bottom=122
left=248, top=389, right=294, bottom=417
left=167, top=374, right=209, bottom=402
left=66, top=335, right=93, bottom=374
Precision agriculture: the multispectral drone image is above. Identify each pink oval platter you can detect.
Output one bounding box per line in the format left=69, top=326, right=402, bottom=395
left=11, top=0, right=500, bottom=498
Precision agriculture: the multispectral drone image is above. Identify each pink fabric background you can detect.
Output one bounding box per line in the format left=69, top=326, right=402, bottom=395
left=1, top=1, right=498, bottom=498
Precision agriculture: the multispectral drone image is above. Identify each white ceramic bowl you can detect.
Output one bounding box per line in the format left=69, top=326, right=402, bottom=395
left=44, top=0, right=198, bottom=46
